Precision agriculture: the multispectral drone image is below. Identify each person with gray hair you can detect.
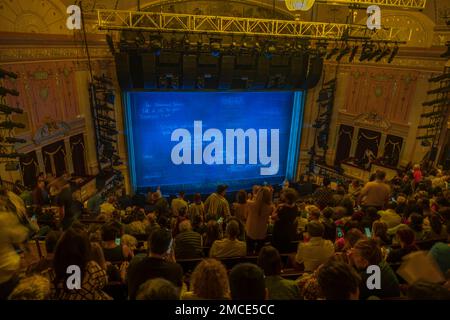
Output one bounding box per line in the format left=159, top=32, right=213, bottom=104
left=136, top=278, right=180, bottom=300
left=210, top=220, right=246, bottom=258
left=174, top=220, right=203, bottom=259
left=295, top=221, right=335, bottom=272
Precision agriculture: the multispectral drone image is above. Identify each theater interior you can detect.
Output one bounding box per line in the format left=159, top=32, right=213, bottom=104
left=0, top=0, right=449, bottom=303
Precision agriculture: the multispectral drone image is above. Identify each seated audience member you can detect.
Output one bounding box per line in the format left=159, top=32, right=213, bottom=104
left=231, top=190, right=249, bottom=224
left=246, top=187, right=275, bottom=255
left=101, top=222, right=133, bottom=262
left=313, top=177, right=334, bottom=209
left=378, top=202, right=402, bottom=228
left=306, top=205, right=321, bottom=222
left=372, top=221, right=390, bottom=246
left=296, top=221, right=335, bottom=272
left=342, top=228, right=366, bottom=251
left=321, top=207, right=337, bottom=241
left=204, top=220, right=222, bottom=247
left=127, top=228, right=183, bottom=300
left=171, top=191, right=188, bottom=217
left=317, top=260, right=361, bottom=300
left=100, top=196, right=116, bottom=217
left=360, top=206, right=380, bottom=230
left=53, top=228, right=111, bottom=300
left=152, top=191, right=170, bottom=217
left=358, top=171, right=390, bottom=210
left=350, top=239, right=400, bottom=300
left=229, top=263, right=267, bottom=300
left=428, top=221, right=450, bottom=275
left=136, top=278, right=180, bottom=300
left=174, top=220, right=203, bottom=259
left=408, top=213, right=427, bottom=241
left=257, top=246, right=300, bottom=300
left=210, top=220, right=246, bottom=258
left=426, top=214, right=448, bottom=240
left=145, top=212, right=160, bottom=238
left=387, top=227, right=418, bottom=263
left=8, top=275, right=51, bottom=300
left=121, top=234, right=138, bottom=252
left=407, top=281, right=450, bottom=300
left=183, top=259, right=230, bottom=300
left=29, top=230, right=62, bottom=275
left=271, top=188, right=299, bottom=253
left=32, top=180, right=49, bottom=207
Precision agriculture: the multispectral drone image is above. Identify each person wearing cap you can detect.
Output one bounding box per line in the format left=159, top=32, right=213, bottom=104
left=204, top=184, right=230, bottom=221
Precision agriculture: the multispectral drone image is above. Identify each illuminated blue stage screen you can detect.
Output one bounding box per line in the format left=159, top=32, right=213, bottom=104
left=125, top=91, right=303, bottom=194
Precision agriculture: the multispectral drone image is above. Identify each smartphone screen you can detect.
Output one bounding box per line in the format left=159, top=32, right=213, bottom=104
left=115, top=237, right=121, bottom=246
left=337, top=227, right=344, bottom=239
left=364, top=227, right=372, bottom=238
left=166, top=238, right=173, bottom=254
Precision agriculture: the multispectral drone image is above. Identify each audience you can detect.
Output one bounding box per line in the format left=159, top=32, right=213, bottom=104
left=350, top=239, right=400, bottom=299
left=136, top=278, right=180, bottom=300
left=127, top=228, right=183, bottom=300
left=257, top=246, right=300, bottom=300
left=229, top=263, right=267, bottom=300
left=387, top=227, right=418, bottom=263
left=246, top=187, right=275, bottom=255
left=271, top=188, right=299, bottom=253
left=53, top=228, right=111, bottom=300
left=183, top=259, right=229, bottom=299
left=4, top=165, right=449, bottom=301
left=317, top=260, right=361, bottom=300
left=210, top=220, right=246, bottom=258
left=295, top=221, right=335, bottom=272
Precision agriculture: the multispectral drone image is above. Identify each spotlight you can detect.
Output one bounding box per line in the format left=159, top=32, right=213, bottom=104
left=150, top=35, right=162, bottom=56
left=367, top=46, right=382, bottom=61
left=375, top=46, right=391, bottom=62
left=388, top=46, right=399, bottom=63
left=0, top=68, right=18, bottom=79
left=105, top=34, right=115, bottom=55
left=349, top=46, right=358, bottom=62
left=0, top=87, right=19, bottom=97
left=326, top=47, right=339, bottom=60
left=420, top=140, right=431, bottom=147
left=210, top=38, right=222, bottom=57
left=441, top=42, right=450, bottom=58
left=336, top=45, right=350, bottom=62
left=0, top=104, right=23, bottom=115
left=359, top=43, right=373, bottom=62
left=0, top=137, right=26, bottom=144
left=0, top=121, right=25, bottom=130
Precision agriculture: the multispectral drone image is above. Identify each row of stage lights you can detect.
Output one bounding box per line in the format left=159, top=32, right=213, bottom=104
left=113, top=33, right=400, bottom=64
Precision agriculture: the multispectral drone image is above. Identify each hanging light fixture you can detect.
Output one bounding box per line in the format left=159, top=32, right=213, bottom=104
left=285, top=0, right=316, bottom=11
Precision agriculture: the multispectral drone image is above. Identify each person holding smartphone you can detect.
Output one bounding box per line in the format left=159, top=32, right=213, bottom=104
left=127, top=228, right=183, bottom=300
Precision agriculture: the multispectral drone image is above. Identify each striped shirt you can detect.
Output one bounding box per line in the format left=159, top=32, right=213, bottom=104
left=174, top=230, right=203, bottom=259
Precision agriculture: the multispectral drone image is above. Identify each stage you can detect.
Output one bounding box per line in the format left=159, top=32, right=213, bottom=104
left=124, top=91, right=304, bottom=194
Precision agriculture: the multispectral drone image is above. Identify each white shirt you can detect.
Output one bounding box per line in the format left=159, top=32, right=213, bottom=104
left=295, top=237, right=335, bottom=272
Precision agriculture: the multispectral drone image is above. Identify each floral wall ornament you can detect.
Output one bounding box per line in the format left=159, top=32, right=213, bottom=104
left=39, top=87, right=49, bottom=100
left=354, top=112, right=391, bottom=131
left=33, top=118, right=71, bottom=145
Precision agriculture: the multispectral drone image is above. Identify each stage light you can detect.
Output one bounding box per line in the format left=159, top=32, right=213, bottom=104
left=348, top=46, right=358, bottom=62
left=427, top=84, right=450, bottom=95
left=0, top=68, right=18, bottom=79
left=429, top=73, right=450, bottom=82
left=105, top=34, right=115, bottom=55
left=0, top=104, right=23, bottom=115
left=0, top=137, right=26, bottom=144
left=388, top=45, right=399, bottom=63
left=326, top=47, right=339, bottom=60
left=210, top=38, right=222, bottom=57
left=134, top=32, right=146, bottom=46
left=375, top=46, right=391, bottom=62
left=336, top=45, right=350, bottom=62
left=359, top=43, right=373, bottom=62
left=0, top=87, right=19, bottom=97
left=367, top=46, right=382, bottom=61
left=420, top=140, right=431, bottom=147
left=0, top=121, right=25, bottom=130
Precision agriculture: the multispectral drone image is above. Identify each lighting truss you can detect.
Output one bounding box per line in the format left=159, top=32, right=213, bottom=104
left=313, top=0, right=426, bottom=9
left=97, top=10, right=411, bottom=42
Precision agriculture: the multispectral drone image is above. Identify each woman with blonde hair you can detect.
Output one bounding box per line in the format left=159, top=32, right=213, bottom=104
left=182, top=259, right=230, bottom=300
left=246, top=187, right=275, bottom=255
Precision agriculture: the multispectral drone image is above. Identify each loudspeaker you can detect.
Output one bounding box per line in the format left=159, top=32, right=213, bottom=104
left=141, top=53, right=157, bottom=89
left=129, top=51, right=143, bottom=89
left=254, top=56, right=269, bottom=89
left=115, top=53, right=132, bottom=89
left=290, top=53, right=309, bottom=88
left=183, top=55, right=197, bottom=89
left=219, top=56, right=234, bottom=90
left=302, top=55, right=323, bottom=90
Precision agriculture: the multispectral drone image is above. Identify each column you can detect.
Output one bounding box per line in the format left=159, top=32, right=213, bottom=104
left=64, top=137, right=74, bottom=174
